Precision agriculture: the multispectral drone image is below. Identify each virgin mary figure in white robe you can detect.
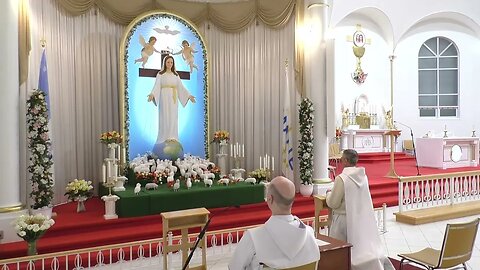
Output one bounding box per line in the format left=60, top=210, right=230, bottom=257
left=149, top=71, right=192, bottom=144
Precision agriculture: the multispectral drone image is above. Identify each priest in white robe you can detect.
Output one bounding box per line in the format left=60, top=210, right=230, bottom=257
left=229, top=176, right=320, bottom=270
left=148, top=55, right=195, bottom=144
left=326, top=149, right=394, bottom=270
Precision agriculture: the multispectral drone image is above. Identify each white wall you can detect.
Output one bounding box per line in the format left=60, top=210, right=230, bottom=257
left=394, top=29, right=480, bottom=143
left=328, top=0, right=480, bottom=150
left=330, top=0, right=480, bottom=47
left=331, top=26, right=391, bottom=128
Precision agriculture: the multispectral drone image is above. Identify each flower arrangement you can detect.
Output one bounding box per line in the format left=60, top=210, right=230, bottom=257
left=298, top=98, right=314, bottom=185
left=135, top=171, right=156, bottom=182
left=64, top=179, right=93, bottom=201
left=335, top=128, right=343, bottom=141
left=100, top=131, right=123, bottom=145
left=211, top=130, right=230, bottom=144
left=26, top=90, right=54, bottom=210
left=249, top=168, right=271, bottom=182
left=13, top=213, right=55, bottom=255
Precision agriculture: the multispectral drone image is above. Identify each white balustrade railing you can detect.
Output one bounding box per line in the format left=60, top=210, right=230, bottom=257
left=0, top=209, right=387, bottom=270
left=398, top=170, right=480, bottom=213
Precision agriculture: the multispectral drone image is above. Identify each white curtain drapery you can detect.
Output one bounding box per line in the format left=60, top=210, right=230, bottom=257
left=21, top=0, right=298, bottom=206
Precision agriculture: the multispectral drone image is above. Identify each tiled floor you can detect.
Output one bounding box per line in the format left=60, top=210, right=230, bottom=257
left=99, top=206, right=480, bottom=269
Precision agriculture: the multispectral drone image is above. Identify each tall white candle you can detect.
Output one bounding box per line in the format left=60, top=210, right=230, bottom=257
left=230, top=144, right=233, bottom=156
left=259, top=156, right=262, bottom=169
left=272, top=156, right=275, bottom=171
left=106, top=161, right=111, bottom=177
left=102, top=164, right=106, bottom=183
left=117, top=145, right=121, bottom=160
left=242, top=144, right=245, bottom=157
left=122, top=147, right=126, bottom=164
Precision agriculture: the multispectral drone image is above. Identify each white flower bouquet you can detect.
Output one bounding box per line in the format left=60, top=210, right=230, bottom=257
left=13, top=213, right=55, bottom=255
left=65, top=179, right=93, bottom=201
left=13, top=214, right=55, bottom=241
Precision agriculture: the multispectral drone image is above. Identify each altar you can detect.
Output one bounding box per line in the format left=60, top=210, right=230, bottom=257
left=416, top=137, right=480, bottom=169
left=342, top=129, right=390, bottom=153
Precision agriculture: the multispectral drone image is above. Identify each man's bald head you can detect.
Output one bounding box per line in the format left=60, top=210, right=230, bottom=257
left=268, top=176, right=295, bottom=211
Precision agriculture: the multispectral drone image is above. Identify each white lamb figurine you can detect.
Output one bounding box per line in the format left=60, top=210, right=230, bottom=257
left=173, top=180, right=180, bottom=191
left=204, top=179, right=213, bottom=187
left=134, top=164, right=149, bottom=173
left=186, top=178, right=192, bottom=189
left=134, top=183, right=141, bottom=195
left=218, top=178, right=229, bottom=186
left=145, top=183, right=158, bottom=190
left=245, top=178, right=257, bottom=185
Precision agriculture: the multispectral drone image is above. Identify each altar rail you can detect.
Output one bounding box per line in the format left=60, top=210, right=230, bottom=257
left=397, top=170, right=480, bottom=213
left=0, top=210, right=386, bottom=270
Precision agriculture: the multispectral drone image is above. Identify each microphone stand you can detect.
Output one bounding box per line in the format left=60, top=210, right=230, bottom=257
left=182, top=217, right=212, bottom=270
left=394, top=121, right=421, bottom=176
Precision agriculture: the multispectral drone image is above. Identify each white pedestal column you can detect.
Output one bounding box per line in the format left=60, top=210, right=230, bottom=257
left=101, top=195, right=120, bottom=220
left=305, top=0, right=330, bottom=182
left=217, top=142, right=228, bottom=175
left=0, top=0, right=24, bottom=244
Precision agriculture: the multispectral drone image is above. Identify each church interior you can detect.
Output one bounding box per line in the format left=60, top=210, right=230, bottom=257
left=1, top=0, right=480, bottom=269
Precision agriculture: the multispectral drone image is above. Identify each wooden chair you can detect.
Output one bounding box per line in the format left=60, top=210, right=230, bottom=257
left=263, top=261, right=318, bottom=270
left=402, top=139, right=414, bottom=155
left=398, top=218, right=479, bottom=270
left=328, top=143, right=342, bottom=169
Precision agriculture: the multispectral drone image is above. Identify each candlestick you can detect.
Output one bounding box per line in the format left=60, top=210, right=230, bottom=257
left=102, top=164, right=106, bottom=183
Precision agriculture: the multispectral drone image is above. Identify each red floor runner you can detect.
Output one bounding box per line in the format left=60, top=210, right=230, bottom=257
left=1, top=153, right=478, bottom=260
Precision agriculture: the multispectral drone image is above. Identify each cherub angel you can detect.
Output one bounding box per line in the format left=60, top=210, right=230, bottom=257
left=173, top=40, right=198, bottom=73
left=134, top=35, right=160, bottom=68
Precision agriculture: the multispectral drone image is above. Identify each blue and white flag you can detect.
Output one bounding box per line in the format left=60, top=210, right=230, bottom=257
left=282, top=62, right=294, bottom=181
left=39, top=48, right=50, bottom=118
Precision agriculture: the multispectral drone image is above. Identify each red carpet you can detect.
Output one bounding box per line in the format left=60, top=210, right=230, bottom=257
left=1, top=152, right=478, bottom=260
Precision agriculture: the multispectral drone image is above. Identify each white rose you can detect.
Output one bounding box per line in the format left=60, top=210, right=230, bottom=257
left=18, top=231, right=26, bottom=237
left=33, top=224, right=40, bottom=232
left=27, top=224, right=33, bottom=230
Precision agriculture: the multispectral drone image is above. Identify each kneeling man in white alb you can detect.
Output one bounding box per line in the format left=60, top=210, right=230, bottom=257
left=229, top=176, right=320, bottom=269
left=326, top=149, right=394, bottom=270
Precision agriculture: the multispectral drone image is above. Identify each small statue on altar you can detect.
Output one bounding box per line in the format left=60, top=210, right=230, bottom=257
left=385, top=110, right=394, bottom=129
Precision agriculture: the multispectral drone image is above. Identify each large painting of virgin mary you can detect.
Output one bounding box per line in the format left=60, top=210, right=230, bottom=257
left=120, top=12, right=208, bottom=161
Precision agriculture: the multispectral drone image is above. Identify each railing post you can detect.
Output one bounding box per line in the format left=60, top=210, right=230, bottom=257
left=450, top=177, right=455, bottom=206
left=382, top=203, right=387, bottom=233
left=398, top=180, right=403, bottom=213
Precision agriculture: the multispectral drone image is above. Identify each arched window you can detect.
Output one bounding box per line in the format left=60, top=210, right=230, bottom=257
left=418, top=37, right=459, bottom=117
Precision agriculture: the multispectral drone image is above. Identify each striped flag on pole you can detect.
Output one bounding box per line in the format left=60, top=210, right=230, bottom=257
left=282, top=61, right=294, bottom=181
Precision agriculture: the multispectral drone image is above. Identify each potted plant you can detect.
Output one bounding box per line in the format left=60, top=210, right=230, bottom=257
left=26, top=90, right=54, bottom=217
left=65, top=179, right=93, bottom=212
left=298, top=98, right=314, bottom=196
left=12, top=213, right=55, bottom=256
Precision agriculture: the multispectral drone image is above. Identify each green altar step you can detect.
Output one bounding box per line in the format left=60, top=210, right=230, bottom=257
left=100, top=182, right=265, bottom=217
